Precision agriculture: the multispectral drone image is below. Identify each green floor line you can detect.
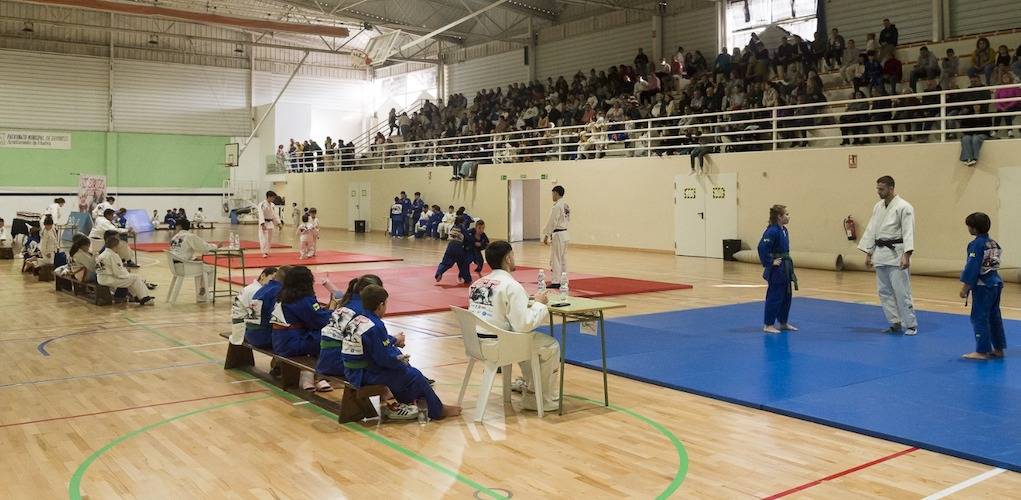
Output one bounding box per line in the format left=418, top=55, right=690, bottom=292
left=68, top=395, right=269, bottom=500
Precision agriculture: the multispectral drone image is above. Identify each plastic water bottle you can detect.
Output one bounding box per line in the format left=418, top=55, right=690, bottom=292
left=418, top=406, right=429, bottom=425
left=232, top=233, right=239, bottom=250
left=560, top=272, right=569, bottom=301
left=537, top=269, right=546, bottom=294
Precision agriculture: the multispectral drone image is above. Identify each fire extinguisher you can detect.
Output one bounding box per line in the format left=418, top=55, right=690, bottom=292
left=844, top=215, right=857, bottom=241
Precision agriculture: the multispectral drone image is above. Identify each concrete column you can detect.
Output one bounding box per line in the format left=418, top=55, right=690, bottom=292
left=527, top=17, right=537, bottom=82
left=652, top=15, right=663, bottom=65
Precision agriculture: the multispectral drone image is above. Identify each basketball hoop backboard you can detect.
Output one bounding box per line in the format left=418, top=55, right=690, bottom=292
left=364, top=30, right=402, bottom=66
left=225, top=142, right=239, bottom=167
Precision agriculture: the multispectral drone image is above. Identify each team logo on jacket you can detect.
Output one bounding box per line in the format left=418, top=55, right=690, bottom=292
left=469, top=281, right=496, bottom=306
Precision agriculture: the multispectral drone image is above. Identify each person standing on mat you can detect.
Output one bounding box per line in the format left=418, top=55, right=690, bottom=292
left=959, top=212, right=1007, bottom=360
left=291, top=202, right=300, bottom=227
left=297, top=214, right=316, bottom=260
left=435, top=216, right=472, bottom=284
left=858, top=176, right=918, bottom=335
left=542, top=186, right=571, bottom=288
left=757, top=205, right=798, bottom=334
left=257, top=191, right=282, bottom=258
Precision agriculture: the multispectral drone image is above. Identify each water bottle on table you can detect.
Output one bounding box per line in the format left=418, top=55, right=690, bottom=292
left=559, top=272, right=569, bottom=301
left=537, top=269, right=546, bottom=294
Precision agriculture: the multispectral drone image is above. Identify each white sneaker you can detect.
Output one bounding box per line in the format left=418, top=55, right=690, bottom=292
left=510, top=377, right=530, bottom=393
left=520, top=395, right=558, bottom=412
left=383, top=402, right=420, bottom=420
left=905, top=328, right=918, bottom=336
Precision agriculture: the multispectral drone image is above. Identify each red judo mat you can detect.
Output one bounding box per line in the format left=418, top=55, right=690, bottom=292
left=202, top=251, right=402, bottom=269
left=220, top=265, right=692, bottom=317
left=131, top=240, right=289, bottom=252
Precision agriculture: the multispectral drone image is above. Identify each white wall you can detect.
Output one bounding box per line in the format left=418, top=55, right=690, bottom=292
left=536, top=22, right=650, bottom=81
left=447, top=50, right=528, bottom=97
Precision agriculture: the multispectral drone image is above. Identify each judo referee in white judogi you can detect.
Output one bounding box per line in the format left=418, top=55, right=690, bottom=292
left=542, top=185, right=571, bottom=288
left=858, top=175, right=918, bottom=335
left=257, top=191, right=282, bottom=257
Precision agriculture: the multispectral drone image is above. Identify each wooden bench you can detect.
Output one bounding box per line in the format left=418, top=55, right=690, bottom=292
left=219, top=332, right=387, bottom=423
left=0, top=247, right=13, bottom=259
left=55, top=275, right=115, bottom=306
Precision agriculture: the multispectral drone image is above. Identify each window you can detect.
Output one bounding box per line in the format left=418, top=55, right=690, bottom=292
left=725, top=0, right=818, bottom=52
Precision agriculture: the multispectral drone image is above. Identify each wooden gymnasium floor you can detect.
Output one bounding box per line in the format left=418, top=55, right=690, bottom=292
left=3, top=225, right=1019, bottom=499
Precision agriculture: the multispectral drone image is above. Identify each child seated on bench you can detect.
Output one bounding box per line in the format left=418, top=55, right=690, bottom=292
left=22, top=227, right=43, bottom=273
left=340, top=284, right=462, bottom=420
left=318, top=274, right=382, bottom=375
left=269, top=265, right=332, bottom=392
left=248, top=266, right=290, bottom=349
left=97, top=231, right=155, bottom=306
left=68, top=233, right=98, bottom=282
left=230, top=266, right=278, bottom=345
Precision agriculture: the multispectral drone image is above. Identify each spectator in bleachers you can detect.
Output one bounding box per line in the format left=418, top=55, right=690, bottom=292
left=909, top=47, right=941, bottom=93
left=1013, top=44, right=1021, bottom=80
left=276, top=144, right=286, bottom=171
left=879, top=18, right=898, bottom=60
left=991, top=72, right=1021, bottom=138
left=891, top=89, right=922, bottom=142
left=634, top=48, right=650, bottom=76
left=865, top=33, right=878, bottom=54
left=994, top=45, right=1013, bottom=85
left=774, top=37, right=797, bottom=80
left=970, top=37, right=997, bottom=84
left=841, top=90, right=870, bottom=145
left=388, top=108, right=397, bottom=136
left=826, top=28, right=846, bottom=70
left=916, top=78, right=944, bottom=141
left=959, top=92, right=991, bottom=167
left=941, top=48, right=960, bottom=90
left=882, top=53, right=904, bottom=95
left=867, top=87, right=894, bottom=144
left=713, top=48, right=732, bottom=78
left=841, top=40, right=863, bottom=84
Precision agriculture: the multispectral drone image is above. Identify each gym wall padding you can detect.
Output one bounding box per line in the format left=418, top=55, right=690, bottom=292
left=0, top=131, right=230, bottom=189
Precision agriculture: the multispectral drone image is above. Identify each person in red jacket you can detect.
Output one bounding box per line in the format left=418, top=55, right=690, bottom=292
left=882, top=54, right=904, bottom=96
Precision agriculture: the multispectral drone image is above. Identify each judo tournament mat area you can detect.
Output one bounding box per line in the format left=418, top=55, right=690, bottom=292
left=4, top=225, right=1020, bottom=499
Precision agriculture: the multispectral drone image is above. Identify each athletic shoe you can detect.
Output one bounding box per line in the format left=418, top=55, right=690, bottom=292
left=904, top=328, right=918, bottom=336
left=882, top=324, right=903, bottom=334
left=510, top=377, right=529, bottom=393
left=139, top=296, right=155, bottom=306
left=383, top=402, right=420, bottom=420
left=145, top=281, right=158, bottom=290
left=125, top=261, right=140, bottom=268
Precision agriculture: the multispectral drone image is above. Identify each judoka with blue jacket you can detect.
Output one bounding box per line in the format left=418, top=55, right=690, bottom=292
left=959, top=212, right=1006, bottom=359
left=340, top=286, right=448, bottom=419
left=757, top=206, right=798, bottom=333
left=270, top=293, right=331, bottom=357
left=246, top=278, right=282, bottom=348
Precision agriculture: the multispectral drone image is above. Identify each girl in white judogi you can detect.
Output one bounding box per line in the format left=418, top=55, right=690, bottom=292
left=308, top=208, right=320, bottom=257
left=96, top=233, right=154, bottom=305
left=297, top=214, right=316, bottom=259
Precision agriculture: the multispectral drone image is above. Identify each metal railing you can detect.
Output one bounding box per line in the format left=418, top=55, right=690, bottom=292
left=278, top=83, right=1021, bottom=173
left=347, top=98, right=427, bottom=158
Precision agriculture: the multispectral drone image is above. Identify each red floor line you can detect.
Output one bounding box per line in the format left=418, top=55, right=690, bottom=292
left=762, top=447, right=919, bottom=499
left=0, top=389, right=268, bottom=429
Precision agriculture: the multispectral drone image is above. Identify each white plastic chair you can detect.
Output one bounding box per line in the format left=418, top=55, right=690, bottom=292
left=450, top=306, right=545, bottom=421
left=165, top=251, right=206, bottom=303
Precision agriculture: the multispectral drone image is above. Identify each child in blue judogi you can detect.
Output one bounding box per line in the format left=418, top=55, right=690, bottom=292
left=341, top=285, right=461, bottom=420
left=757, top=204, right=798, bottom=334
left=435, top=216, right=471, bottom=284
left=427, top=205, right=444, bottom=238
left=959, top=212, right=1006, bottom=360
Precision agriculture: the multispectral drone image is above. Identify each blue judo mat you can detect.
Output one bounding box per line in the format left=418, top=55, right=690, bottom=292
left=543, top=298, right=1021, bottom=472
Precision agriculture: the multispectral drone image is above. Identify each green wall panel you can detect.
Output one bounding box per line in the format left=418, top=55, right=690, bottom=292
left=0, top=131, right=229, bottom=189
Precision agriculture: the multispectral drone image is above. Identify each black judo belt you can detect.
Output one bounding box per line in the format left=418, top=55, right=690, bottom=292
left=874, top=238, right=903, bottom=250
left=772, top=252, right=799, bottom=291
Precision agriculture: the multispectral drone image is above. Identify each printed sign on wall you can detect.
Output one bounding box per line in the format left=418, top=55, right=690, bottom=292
left=78, top=175, right=107, bottom=215
left=0, top=130, right=71, bottom=149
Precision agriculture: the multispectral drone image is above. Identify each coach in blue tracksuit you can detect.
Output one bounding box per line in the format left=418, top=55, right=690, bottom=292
left=959, top=212, right=1006, bottom=360
left=757, top=204, right=798, bottom=334
left=400, top=191, right=413, bottom=235
left=411, top=192, right=426, bottom=232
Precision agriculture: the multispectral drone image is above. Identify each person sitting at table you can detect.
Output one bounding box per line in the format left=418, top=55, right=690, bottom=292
left=169, top=220, right=218, bottom=303
left=467, top=240, right=558, bottom=413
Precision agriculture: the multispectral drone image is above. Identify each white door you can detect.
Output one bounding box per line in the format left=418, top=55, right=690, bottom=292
left=348, top=182, right=370, bottom=231
left=508, top=180, right=524, bottom=242
left=674, top=173, right=738, bottom=258
left=674, top=175, right=706, bottom=256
